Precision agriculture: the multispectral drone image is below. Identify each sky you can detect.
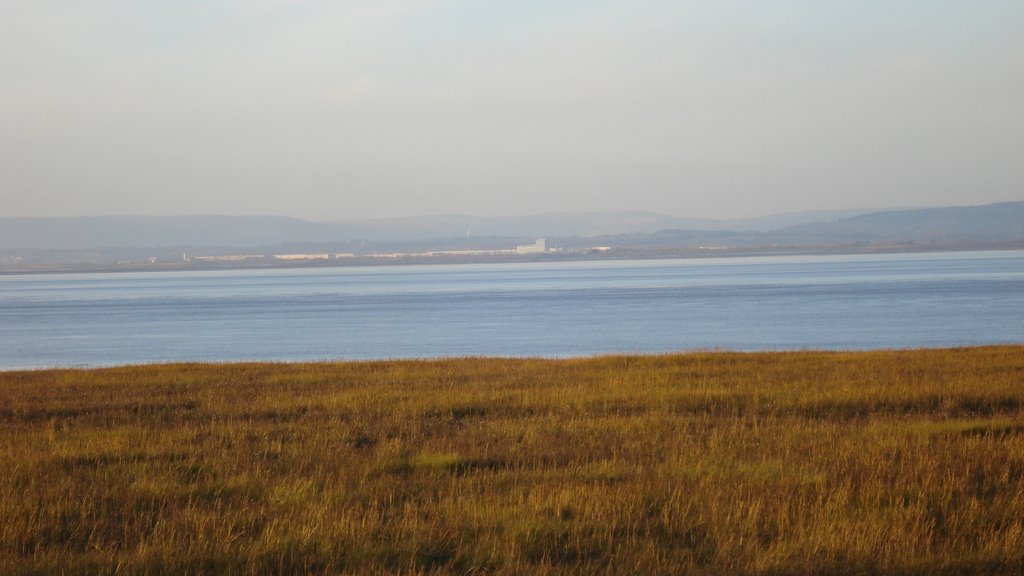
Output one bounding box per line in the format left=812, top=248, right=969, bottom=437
left=2, top=1, right=1022, bottom=221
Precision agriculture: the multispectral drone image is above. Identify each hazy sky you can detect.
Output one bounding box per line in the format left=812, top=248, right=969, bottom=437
left=2, top=1, right=1022, bottom=220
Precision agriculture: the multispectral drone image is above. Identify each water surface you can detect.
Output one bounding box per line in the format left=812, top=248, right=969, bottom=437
left=1, top=251, right=1022, bottom=368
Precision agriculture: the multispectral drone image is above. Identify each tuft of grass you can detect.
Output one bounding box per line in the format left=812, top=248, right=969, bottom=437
left=1, top=346, right=1024, bottom=574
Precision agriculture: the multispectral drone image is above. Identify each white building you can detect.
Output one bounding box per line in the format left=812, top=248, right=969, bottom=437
left=273, top=253, right=330, bottom=261
left=193, top=254, right=265, bottom=262
left=516, top=238, right=547, bottom=254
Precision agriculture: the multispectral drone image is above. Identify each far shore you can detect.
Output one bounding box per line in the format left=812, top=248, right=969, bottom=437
left=2, top=240, right=1022, bottom=276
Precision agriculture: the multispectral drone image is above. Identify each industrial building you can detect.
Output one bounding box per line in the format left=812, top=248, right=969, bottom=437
left=516, top=238, right=547, bottom=254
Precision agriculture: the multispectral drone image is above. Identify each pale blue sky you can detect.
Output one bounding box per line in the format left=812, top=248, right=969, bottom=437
left=2, top=1, right=1022, bottom=220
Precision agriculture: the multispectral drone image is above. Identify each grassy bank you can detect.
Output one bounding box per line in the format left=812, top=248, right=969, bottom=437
left=2, top=347, right=1023, bottom=574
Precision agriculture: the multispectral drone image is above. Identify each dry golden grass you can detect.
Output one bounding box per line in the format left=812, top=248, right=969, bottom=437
left=2, top=347, right=1023, bottom=575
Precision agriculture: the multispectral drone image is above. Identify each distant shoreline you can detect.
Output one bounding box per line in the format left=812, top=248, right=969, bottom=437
left=2, top=240, right=1022, bottom=276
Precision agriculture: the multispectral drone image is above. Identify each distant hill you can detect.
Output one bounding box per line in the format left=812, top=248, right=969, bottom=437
left=0, top=208, right=883, bottom=250
left=328, top=208, right=881, bottom=239
left=782, top=202, right=1024, bottom=242
left=0, top=216, right=335, bottom=250
left=0, top=202, right=1020, bottom=252
left=567, top=201, right=1024, bottom=250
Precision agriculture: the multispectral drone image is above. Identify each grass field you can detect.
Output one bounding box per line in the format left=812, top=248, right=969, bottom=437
left=2, top=347, right=1024, bottom=574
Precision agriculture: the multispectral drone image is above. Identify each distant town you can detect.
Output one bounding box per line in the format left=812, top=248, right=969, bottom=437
left=1, top=202, right=1021, bottom=274
left=189, top=238, right=564, bottom=264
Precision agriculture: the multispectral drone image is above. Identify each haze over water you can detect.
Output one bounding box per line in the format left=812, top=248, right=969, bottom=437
left=1, top=250, right=1022, bottom=369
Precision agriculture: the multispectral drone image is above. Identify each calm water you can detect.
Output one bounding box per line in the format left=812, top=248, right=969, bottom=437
left=1, top=250, right=1022, bottom=369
